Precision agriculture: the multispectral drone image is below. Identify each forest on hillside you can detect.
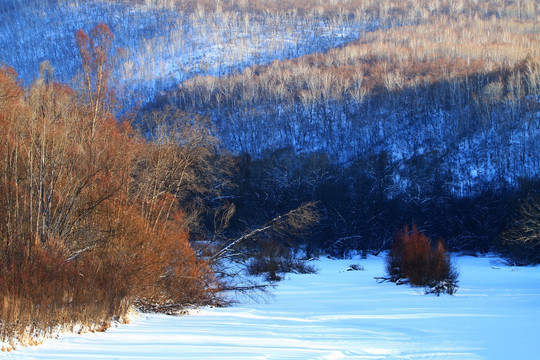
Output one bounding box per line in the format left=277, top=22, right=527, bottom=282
left=1, top=0, right=540, bottom=348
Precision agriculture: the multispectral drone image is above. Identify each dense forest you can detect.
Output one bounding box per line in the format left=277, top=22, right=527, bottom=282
left=1, top=0, right=539, bottom=349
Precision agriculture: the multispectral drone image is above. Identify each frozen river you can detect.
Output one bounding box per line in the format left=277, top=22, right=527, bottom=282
left=4, top=255, right=540, bottom=359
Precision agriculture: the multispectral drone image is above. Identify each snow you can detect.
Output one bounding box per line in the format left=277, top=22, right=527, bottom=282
left=0, top=0, right=367, bottom=108
left=4, top=255, right=540, bottom=359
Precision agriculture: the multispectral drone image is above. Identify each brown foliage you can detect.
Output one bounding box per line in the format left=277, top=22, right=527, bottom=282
left=386, top=225, right=457, bottom=290
left=0, top=61, right=222, bottom=345
left=0, top=244, right=130, bottom=344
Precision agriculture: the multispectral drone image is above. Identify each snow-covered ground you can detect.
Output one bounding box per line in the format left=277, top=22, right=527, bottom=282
left=4, top=255, right=540, bottom=359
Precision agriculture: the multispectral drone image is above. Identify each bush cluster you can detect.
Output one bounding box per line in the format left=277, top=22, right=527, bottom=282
left=0, top=245, right=129, bottom=345
left=0, top=45, right=221, bottom=346
left=246, top=239, right=317, bottom=281
left=386, top=225, right=458, bottom=294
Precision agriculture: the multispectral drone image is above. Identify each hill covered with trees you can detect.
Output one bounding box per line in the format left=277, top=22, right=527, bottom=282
left=1, top=0, right=539, bottom=348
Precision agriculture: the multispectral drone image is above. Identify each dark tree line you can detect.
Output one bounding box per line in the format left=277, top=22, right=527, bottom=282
left=223, top=148, right=540, bottom=258
left=136, top=11, right=540, bottom=260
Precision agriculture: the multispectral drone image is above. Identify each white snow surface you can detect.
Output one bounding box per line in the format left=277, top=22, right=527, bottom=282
left=4, top=255, right=540, bottom=359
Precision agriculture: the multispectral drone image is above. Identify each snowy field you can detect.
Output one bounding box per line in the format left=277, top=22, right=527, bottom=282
left=4, top=255, right=540, bottom=359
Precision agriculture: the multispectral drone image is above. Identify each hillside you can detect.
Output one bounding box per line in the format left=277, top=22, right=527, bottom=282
left=1, top=0, right=540, bottom=349
left=1, top=0, right=539, bottom=254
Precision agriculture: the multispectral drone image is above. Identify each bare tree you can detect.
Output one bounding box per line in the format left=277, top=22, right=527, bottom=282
left=503, top=197, right=540, bottom=263
left=75, top=23, right=118, bottom=139
left=132, top=106, right=222, bottom=233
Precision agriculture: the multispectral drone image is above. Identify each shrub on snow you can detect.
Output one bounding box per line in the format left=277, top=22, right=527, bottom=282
left=385, top=225, right=458, bottom=295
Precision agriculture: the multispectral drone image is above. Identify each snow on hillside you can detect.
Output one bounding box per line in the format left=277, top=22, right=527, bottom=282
left=0, top=0, right=366, bottom=106
left=4, top=255, right=539, bottom=359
